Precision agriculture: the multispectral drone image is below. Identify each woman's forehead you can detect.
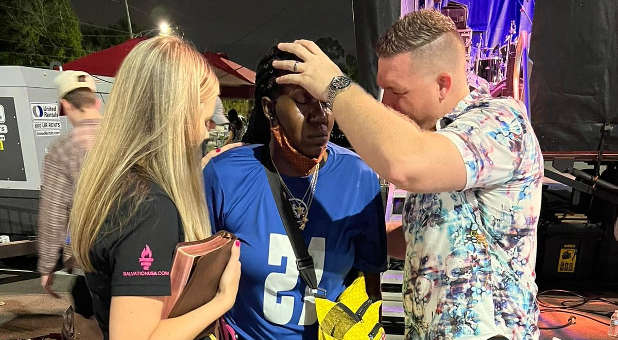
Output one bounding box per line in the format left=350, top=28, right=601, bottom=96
left=279, top=84, right=309, bottom=97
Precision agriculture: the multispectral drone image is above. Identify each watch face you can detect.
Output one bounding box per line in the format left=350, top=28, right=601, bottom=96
left=333, top=76, right=352, bottom=89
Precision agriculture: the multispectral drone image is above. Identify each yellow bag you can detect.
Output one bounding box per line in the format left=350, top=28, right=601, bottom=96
left=315, top=275, right=385, bottom=340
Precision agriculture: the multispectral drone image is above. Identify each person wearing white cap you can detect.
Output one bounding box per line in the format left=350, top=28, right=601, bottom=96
left=54, top=70, right=101, bottom=126
left=211, top=96, right=230, bottom=126
left=37, top=70, right=101, bottom=316
left=201, top=96, right=230, bottom=155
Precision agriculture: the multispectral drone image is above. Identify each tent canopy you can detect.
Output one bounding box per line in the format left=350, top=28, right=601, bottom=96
left=203, top=52, right=255, bottom=98
left=62, top=37, right=255, bottom=98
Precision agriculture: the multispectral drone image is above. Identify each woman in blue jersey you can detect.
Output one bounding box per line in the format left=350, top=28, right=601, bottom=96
left=203, top=47, right=386, bottom=339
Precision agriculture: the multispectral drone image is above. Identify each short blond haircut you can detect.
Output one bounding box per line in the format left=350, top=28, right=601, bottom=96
left=376, top=9, right=460, bottom=57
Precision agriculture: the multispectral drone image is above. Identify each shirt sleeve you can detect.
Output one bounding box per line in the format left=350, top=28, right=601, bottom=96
left=203, top=161, right=225, bottom=234
left=437, top=103, right=525, bottom=190
left=353, top=173, right=387, bottom=274
left=37, top=150, right=72, bottom=274
left=110, top=194, right=181, bottom=297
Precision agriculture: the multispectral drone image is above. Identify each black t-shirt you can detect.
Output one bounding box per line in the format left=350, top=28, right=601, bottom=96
left=85, top=181, right=184, bottom=340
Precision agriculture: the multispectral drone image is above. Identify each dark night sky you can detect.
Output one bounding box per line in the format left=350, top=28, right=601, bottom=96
left=70, top=0, right=356, bottom=70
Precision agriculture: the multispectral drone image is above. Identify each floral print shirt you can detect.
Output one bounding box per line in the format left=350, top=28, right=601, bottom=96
left=402, top=85, right=543, bottom=340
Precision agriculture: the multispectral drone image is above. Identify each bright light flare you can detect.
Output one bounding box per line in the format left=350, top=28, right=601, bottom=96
left=159, top=21, right=171, bottom=35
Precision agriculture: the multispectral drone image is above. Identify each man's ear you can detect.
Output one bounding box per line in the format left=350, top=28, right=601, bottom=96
left=437, top=72, right=452, bottom=103
left=261, top=96, right=277, bottom=126
left=94, top=97, right=102, bottom=111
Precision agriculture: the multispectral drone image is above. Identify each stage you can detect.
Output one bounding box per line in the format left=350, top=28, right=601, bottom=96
left=0, top=263, right=616, bottom=340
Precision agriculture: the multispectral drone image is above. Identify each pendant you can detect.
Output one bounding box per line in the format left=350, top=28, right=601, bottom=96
left=299, top=216, right=308, bottom=231
left=288, top=198, right=308, bottom=230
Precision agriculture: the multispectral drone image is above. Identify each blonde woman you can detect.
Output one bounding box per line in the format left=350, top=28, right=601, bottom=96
left=69, top=36, right=241, bottom=340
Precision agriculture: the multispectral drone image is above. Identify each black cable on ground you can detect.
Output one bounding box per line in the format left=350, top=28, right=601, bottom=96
left=536, top=289, right=618, bottom=330
left=562, top=308, right=613, bottom=318
left=537, top=289, right=616, bottom=330
left=539, top=308, right=610, bottom=327
left=538, top=289, right=618, bottom=309
left=538, top=314, right=576, bottom=330
left=537, top=289, right=588, bottom=309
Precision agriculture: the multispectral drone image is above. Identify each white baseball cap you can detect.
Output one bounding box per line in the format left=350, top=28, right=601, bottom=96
left=54, top=70, right=96, bottom=100
left=211, top=96, right=229, bottom=125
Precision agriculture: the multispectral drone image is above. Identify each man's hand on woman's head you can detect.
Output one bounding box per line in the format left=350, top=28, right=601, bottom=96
left=272, top=40, right=344, bottom=102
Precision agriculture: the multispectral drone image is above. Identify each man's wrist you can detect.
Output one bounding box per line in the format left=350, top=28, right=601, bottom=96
left=38, top=264, right=55, bottom=275
left=325, top=75, right=352, bottom=110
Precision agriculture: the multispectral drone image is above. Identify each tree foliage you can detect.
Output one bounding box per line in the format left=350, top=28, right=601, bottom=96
left=0, top=0, right=84, bottom=67
left=0, top=2, right=145, bottom=68
left=315, top=37, right=358, bottom=82
left=222, top=98, right=253, bottom=118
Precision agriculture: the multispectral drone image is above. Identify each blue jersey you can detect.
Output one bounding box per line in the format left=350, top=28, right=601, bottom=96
left=203, top=143, right=387, bottom=340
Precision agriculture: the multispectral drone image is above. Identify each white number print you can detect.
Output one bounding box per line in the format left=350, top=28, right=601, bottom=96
left=263, top=233, right=325, bottom=326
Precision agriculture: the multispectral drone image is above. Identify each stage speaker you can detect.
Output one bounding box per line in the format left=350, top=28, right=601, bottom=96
left=537, top=222, right=604, bottom=287
left=530, top=0, right=617, bottom=152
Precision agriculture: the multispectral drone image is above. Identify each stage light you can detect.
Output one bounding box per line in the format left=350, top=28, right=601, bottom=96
left=159, top=21, right=171, bottom=35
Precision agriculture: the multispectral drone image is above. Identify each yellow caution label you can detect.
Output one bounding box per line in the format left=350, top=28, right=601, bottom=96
left=0, top=140, right=3, bottom=151
left=557, top=244, right=577, bottom=273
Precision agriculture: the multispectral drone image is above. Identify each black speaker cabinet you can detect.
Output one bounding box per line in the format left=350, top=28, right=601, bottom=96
left=537, top=223, right=604, bottom=286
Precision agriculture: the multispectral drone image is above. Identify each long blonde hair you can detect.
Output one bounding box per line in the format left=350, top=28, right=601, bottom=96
left=70, top=36, right=219, bottom=271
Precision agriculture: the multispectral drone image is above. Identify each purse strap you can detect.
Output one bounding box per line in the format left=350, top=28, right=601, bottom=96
left=258, top=147, right=322, bottom=295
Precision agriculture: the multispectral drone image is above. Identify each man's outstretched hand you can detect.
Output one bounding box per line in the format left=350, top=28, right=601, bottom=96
left=41, top=273, right=61, bottom=298
left=272, top=40, right=344, bottom=102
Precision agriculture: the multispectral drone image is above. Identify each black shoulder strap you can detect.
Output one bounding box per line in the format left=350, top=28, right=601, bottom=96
left=258, top=147, right=319, bottom=291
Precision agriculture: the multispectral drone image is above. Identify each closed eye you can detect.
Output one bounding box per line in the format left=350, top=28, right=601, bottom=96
left=293, top=99, right=310, bottom=105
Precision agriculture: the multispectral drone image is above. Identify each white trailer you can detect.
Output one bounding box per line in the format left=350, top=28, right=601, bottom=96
left=0, top=66, right=113, bottom=258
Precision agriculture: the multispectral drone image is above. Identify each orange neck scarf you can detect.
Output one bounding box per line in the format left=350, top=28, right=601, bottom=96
left=270, top=125, right=326, bottom=176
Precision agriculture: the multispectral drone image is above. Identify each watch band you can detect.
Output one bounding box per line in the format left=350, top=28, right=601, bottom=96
left=326, top=75, right=352, bottom=110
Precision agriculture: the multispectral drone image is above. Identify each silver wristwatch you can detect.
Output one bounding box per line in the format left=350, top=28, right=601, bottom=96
left=325, top=75, right=352, bottom=110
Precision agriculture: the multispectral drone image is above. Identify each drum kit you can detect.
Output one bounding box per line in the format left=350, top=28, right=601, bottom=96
left=469, top=20, right=526, bottom=99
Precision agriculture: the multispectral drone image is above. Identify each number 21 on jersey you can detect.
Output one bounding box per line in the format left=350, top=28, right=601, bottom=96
left=263, top=233, right=325, bottom=325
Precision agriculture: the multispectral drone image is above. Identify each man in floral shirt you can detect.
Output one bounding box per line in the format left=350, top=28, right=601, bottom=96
left=271, top=9, right=543, bottom=340
left=402, top=83, right=542, bottom=339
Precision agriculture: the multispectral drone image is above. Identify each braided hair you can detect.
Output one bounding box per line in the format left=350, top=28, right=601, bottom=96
left=242, top=47, right=302, bottom=145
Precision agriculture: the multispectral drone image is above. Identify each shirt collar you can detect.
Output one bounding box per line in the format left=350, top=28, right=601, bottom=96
left=436, top=84, right=492, bottom=131
left=73, top=118, right=101, bottom=127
